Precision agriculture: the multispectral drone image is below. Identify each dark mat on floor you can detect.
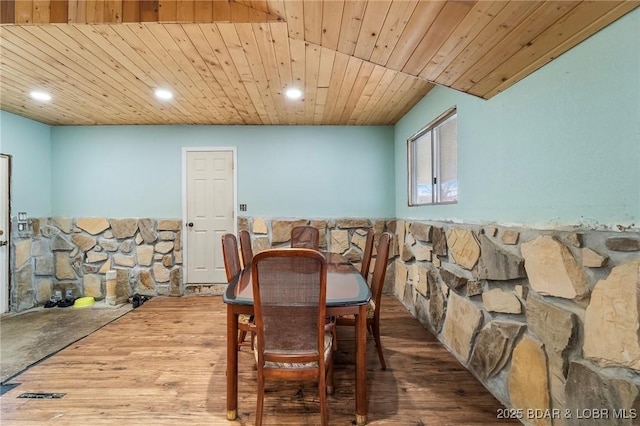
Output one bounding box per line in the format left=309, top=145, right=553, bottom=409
left=0, top=303, right=132, bottom=383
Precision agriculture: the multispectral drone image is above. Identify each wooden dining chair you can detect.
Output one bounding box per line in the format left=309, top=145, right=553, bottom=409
left=336, top=231, right=392, bottom=370
left=238, top=229, right=253, bottom=268
left=360, top=228, right=375, bottom=281
left=290, top=225, right=320, bottom=249
left=221, top=233, right=253, bottom=349
left=251, top=248, right=333, bottom=426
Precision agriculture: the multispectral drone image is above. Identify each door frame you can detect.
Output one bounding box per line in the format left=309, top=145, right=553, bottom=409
left=181, top=147, right=237, bottom=285
left=1, top=154, right=11, bottom=313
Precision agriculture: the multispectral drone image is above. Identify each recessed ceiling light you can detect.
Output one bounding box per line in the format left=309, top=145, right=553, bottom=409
left=285, top=88, right=302, bottom=100
left=30, top=91, right=51, bottom=102
left=155, top=89, right=173, bottom=101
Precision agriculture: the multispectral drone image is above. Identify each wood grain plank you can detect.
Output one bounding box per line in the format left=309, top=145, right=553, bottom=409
left=477, top=0, right=640, bottom=98
left=368, top=70, right=408, bottom=125
left=32, top=0, right=50, bottom=24
left=303, top=41, right=321, bottom=125
left=271, top=22, right=297, bottom=122
left=247, top=3, right=267, bottom=23
left=217, top=22, right=271, bottom=123
left=339, top=59, right=374, bottom=124
left=452, top=0, right=580, bottom=92
left=103, top=0, right=122, bottom=23
left=385, top=0, right=445, bottom=70
left=117, top=23, right=216, bottom=121
left=1, top=27, right=141, bottom=124
left=421, top=0, right=508, bottom=81
left=336, top=0, right=367, bottom=56
left=0, top=66, right=112, bottom=125
left=1, top=0, right=15, bottom=23
left=0, top=296, right=516, bottom=425
left=329, top=55, right=362, bottom=123
left=368, top=0, right=418, bottom=66
left=76, top=24, right=191, bottom=122
left=140, top=0, right=158, bottom=22
left=322, top=50, right=349, bottom=125
left=287, top=36, right=306, bottom=124
left=14, top=0, right=33, bottom=23
left=302, top=0, right=322, bottom=45
left=212, top=0, right=230, bottom=21
left=229, top=0, right=249, bottom=22
left=402, top=0, right=476, bottom=76
left=265, top=0, right=285, bottom=20
left=86, top=0, right=104, bottom=23
left=246, top=22, right=286, bottom=122
left=351, top=64, right=386, bottom=125
left=436, top=0, right=541, bottom=87
left=148, top=23, right=230, bottom=121
left=38, top=24, right=184, bottom=119
left=158, top=0, right=176, bottom=22
left=320, top=0, right=343, bottom=51
left=352, top=0, right=391, bottom=61
left=193, top=0, right=212, bottom=23
left=196, top=23, right=262, bottom=123
left=356, top=67, right=397, bottom=125
left=176, top=0, right=194, bottom=22
left=313, top=46, right=335, bottom=123
left=283, top=0, right=303, bottom=39
left=391, top=79, right=435, bottom=123
left=122, top=0, right=140, bottom=22
left=69, top=0, right=87, bottom=23
left=383, top=73, right=419, bottom=124
left=49, top=0, right=67, bottom=22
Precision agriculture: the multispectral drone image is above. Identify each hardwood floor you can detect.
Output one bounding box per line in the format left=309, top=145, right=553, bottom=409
left=0, top=295, right=519, bottom=425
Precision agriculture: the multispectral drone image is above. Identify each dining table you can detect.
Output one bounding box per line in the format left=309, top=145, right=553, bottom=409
left=223, top=251, right=372, bottom=425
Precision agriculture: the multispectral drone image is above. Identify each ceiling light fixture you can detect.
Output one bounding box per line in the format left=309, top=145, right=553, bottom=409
left=155, top=89, right=173, bottom=101
left=30, top=91, right=51, bottom=102
left=285, top=88, right=302, bottom=100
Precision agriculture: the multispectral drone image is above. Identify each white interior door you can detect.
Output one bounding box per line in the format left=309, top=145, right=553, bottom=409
left=185, top=150, right=235, bottom=284
left=1, top=154, right=10, bottom=313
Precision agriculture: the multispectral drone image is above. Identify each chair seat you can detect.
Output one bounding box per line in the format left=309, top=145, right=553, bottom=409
left=338, top=299, right=375, bottom=321
left=239, top=314, right=252, bottom=325
left=254, top=332, right=333, bottom=368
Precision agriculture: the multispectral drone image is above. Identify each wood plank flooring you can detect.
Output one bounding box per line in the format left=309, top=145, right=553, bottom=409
left=0, top=295, right=519, bottom=425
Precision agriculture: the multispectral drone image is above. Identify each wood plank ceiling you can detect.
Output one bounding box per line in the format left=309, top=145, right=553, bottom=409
left=0, top=1, right=638, bottom=126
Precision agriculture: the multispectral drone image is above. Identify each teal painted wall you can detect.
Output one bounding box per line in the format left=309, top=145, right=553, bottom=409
left=395, top=9, right=640, bottom=229
left=0, top=111, right=52, bottom=217
left=50, top=125, right=395, bottom=218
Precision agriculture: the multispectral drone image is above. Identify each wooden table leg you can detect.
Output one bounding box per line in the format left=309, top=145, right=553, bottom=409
left=226, top=306, right=238, bottom=420
left=355, top=303, right=367, bottom=425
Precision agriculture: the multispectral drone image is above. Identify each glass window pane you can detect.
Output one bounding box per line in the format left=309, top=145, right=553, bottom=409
left=407, top=107, right=457, bottom=206
left=415, top=131, right=432, bottom=204
left=436, top=114, right=457, bottom=203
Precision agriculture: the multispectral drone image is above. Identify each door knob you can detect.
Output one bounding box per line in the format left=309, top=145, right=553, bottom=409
left=187, top=222, right=194, bottom=228
left=0, top=241, right=7, bottom=246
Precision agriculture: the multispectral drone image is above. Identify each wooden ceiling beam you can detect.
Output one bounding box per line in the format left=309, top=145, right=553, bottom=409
left=1, top=0, right=281, bottom=24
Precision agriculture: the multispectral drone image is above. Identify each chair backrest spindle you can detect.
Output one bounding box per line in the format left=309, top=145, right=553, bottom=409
left=221, top=233, right=241, bottom=283
left=239, top=229, right=254, bottom=268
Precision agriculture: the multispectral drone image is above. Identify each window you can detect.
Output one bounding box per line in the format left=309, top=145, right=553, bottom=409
left=408, top=108, right=457, bottom=205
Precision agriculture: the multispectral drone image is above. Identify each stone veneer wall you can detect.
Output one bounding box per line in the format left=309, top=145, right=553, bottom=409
left=236, top=216, right=396, bottom=289
left=11, top=215, right=640, bottom=424
left=10, top=216, right=396, bottom=312
left=393, top=220, right=640, bottom=426
left=11, top=217, right=184, bottom=312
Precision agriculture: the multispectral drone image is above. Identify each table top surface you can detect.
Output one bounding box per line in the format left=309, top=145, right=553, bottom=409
left=223, top=252, right=371, bottom=307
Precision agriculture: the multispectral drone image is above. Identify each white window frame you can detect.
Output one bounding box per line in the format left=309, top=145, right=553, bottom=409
left=408, top=107, right=457, bottom=206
